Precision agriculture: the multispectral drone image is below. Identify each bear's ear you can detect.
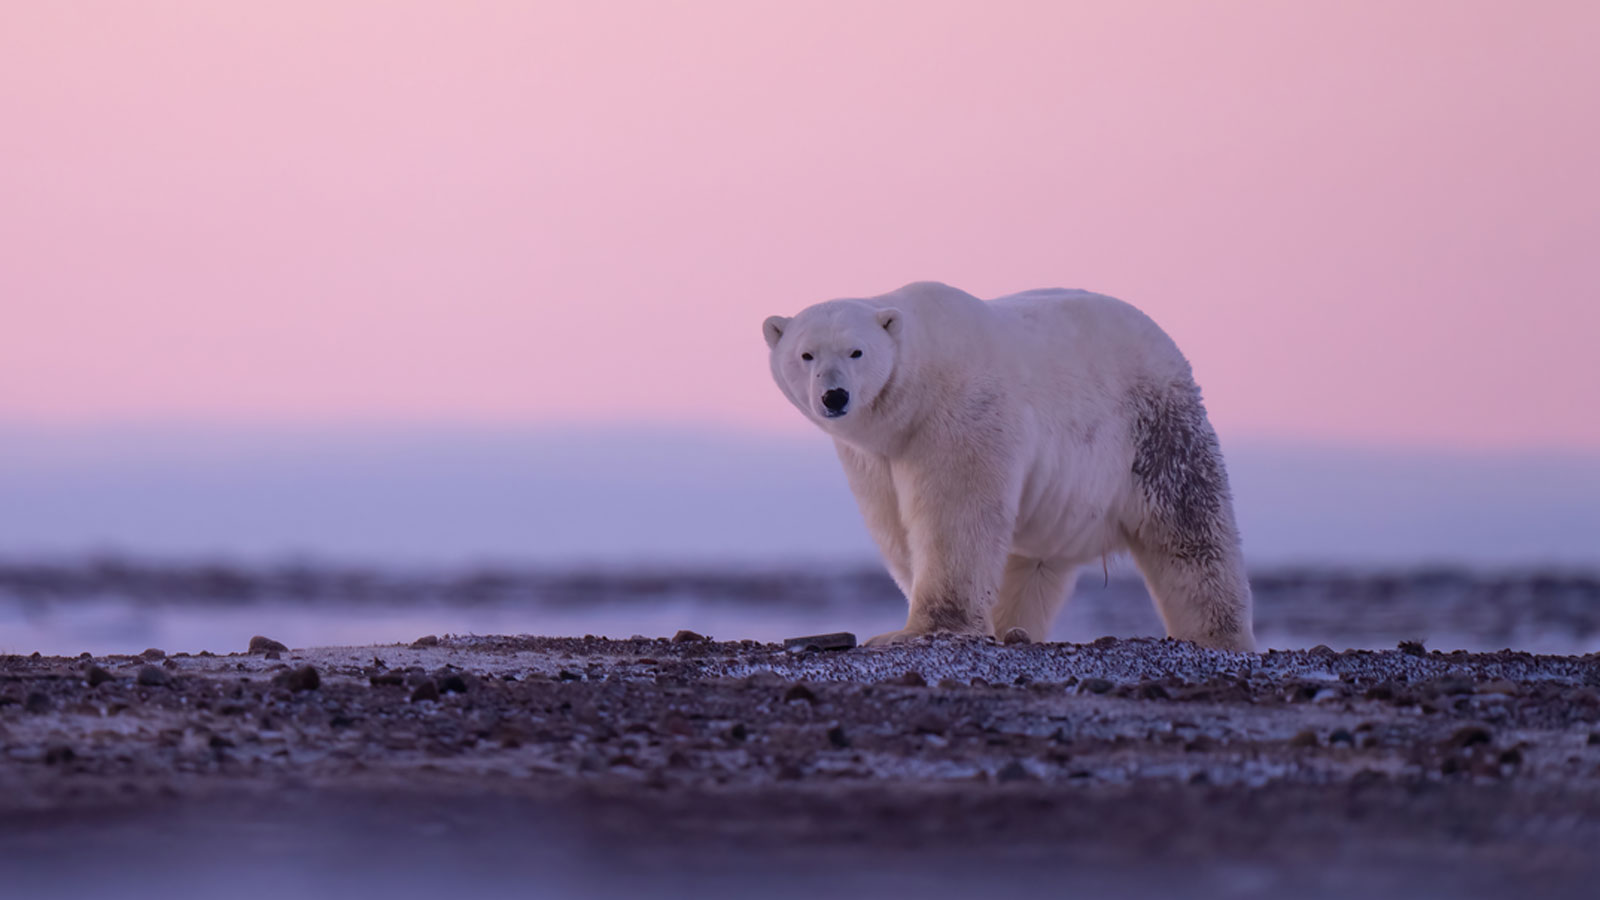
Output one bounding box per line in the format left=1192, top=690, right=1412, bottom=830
left=762, top=315, right=790, bottom=349
left=876, top=308, right=901, bottom=336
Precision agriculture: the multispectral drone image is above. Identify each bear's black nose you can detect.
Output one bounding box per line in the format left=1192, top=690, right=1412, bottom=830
left=822, top=388, right=850, bottom=415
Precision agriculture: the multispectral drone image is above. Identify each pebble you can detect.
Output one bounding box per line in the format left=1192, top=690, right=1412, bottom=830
left=885, top=670, right=927, bottom=688
left=140, top=648, right=166, bottom=660
left=1080, top=678, right=1114, bottom=695
left=87, top=667, right=114, bottom=687
left=1002, top=628, right=1032, bottom=645
left=1134, top=681, right=1170, bottom=700
left=271, top=666, right=320, bottom=692
left=996, top=760, right=1032, bottom=782
left=136, top=666, right=170, bottom=687
left=249, top=636, right=289, bottom=654
left=1446, top=725, right=1493, bottom=749
left=1476, top=680, right=1521, bottom=696
left=1288, top=729, right=1320, bottom=748
left=783, top=684, right=817, bottom=704
left=783, top=632, right=857, bottom=653
left=410, top=680, right=441, bottom=703
left=827, top=724, right=851, bottom=748
left=1429, top=676, right=1475, bottom=695
left=411, top=635, right=440, bottom=648
left=438, top=674, right=469, bottom=694
left=671, top=629, right=709, bottom=644
left=369, top=671, right=405, bottom=687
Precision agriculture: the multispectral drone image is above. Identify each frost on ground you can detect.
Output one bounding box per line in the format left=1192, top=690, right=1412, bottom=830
left=2, top=634, right=1600, bottom=898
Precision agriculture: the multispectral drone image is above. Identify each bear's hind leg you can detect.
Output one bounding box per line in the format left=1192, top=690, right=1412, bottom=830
left=1127, top=535, right=1255, bottom=651
left=990, top=555, right=1075, bottom=642
left=1124, top=378, right=1256, bottom=652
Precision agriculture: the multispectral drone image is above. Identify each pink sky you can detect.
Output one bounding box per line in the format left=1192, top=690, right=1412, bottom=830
left=2, top=1, right=1596, bottom=450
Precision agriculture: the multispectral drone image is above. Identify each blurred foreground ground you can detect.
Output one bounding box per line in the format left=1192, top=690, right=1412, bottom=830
left=3, top=633, right=1599, bottom=898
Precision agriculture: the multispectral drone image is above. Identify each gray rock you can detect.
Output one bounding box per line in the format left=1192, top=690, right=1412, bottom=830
left=271, top=666, right=320, bottom=692
left=248, top=636, right=289, bottom=654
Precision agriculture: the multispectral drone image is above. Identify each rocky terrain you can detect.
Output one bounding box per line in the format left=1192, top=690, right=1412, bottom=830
left=3, top=632, right=1600, bottom=897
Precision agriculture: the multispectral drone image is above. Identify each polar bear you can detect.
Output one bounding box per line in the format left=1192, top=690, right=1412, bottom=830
left=763, top=281, right=1255, bottom=651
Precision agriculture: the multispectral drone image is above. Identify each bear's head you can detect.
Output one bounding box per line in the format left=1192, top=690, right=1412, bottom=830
left=763, top=300, right=901, bottom=436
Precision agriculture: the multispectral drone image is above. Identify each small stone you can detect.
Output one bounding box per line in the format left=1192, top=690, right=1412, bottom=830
left=827, top=724, right=851, bottom=748
left=25, top=691, right=53, bottom=714
left=1080, top=678, right=1114, bottom=695
left=369, top=671, right=405, bottom=687
left=438, top=674, right=469, bottom=694
left=783, top=684, right=817, bottom=704
left=271, top=665, right=320, bottom=692
left=1476, top=680, right=1521, bottom=696
left=996, top=760, right=1032, bottom=782
left=1328, top=729, right=1355, bottom=746
left=1588, top=732, right=1600, bottom=746
left=411, top=635, right=441, bottom=648
left=782, top=632, right=856, bottom=652
left=1136, top=681, right=1170, bottom=700
left=886, top=671, right=927, bottom=688
left=136, top=666, right=170, bottom=687
left=140, top=648, right=166, bottom=660
left=44, top=745, right=76, bottom=765
left=671, top=629, right=708, bottom=644
left=1288, top=729, right=1320, bottom=748
left=726, top=723, right=748, bottom=742
left=410, top=680, right=440, bottom=702
left=1447, top=725, right=1493, bottom=749
left=248, top=635, right=288, bottom=654
left=557, top=670, right=582, bottom=682
left=1398, top=640, right=1426, bottom=657
left=1002, top=627, right=1032, bottom=645
left=87, top=667, right=114, bottom=687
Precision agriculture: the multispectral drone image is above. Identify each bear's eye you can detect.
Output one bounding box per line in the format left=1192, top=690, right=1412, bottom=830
left=850, top=349, right=863, bottom=358
left=801, top=352, right=813, bottom=361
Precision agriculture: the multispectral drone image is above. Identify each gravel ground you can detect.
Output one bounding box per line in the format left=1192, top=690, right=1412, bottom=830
left=4, top=632, right=1600, bottom=898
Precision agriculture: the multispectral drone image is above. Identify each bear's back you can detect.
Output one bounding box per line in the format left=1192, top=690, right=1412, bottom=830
left=985, top=287, right=1193, bottom=385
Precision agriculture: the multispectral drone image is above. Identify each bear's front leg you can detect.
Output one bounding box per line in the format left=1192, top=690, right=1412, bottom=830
left=865, top=446, right=1018, bottom=646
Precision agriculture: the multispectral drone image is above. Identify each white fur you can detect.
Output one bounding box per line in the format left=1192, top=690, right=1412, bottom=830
left=764, top=281, right=1256, bottom=651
